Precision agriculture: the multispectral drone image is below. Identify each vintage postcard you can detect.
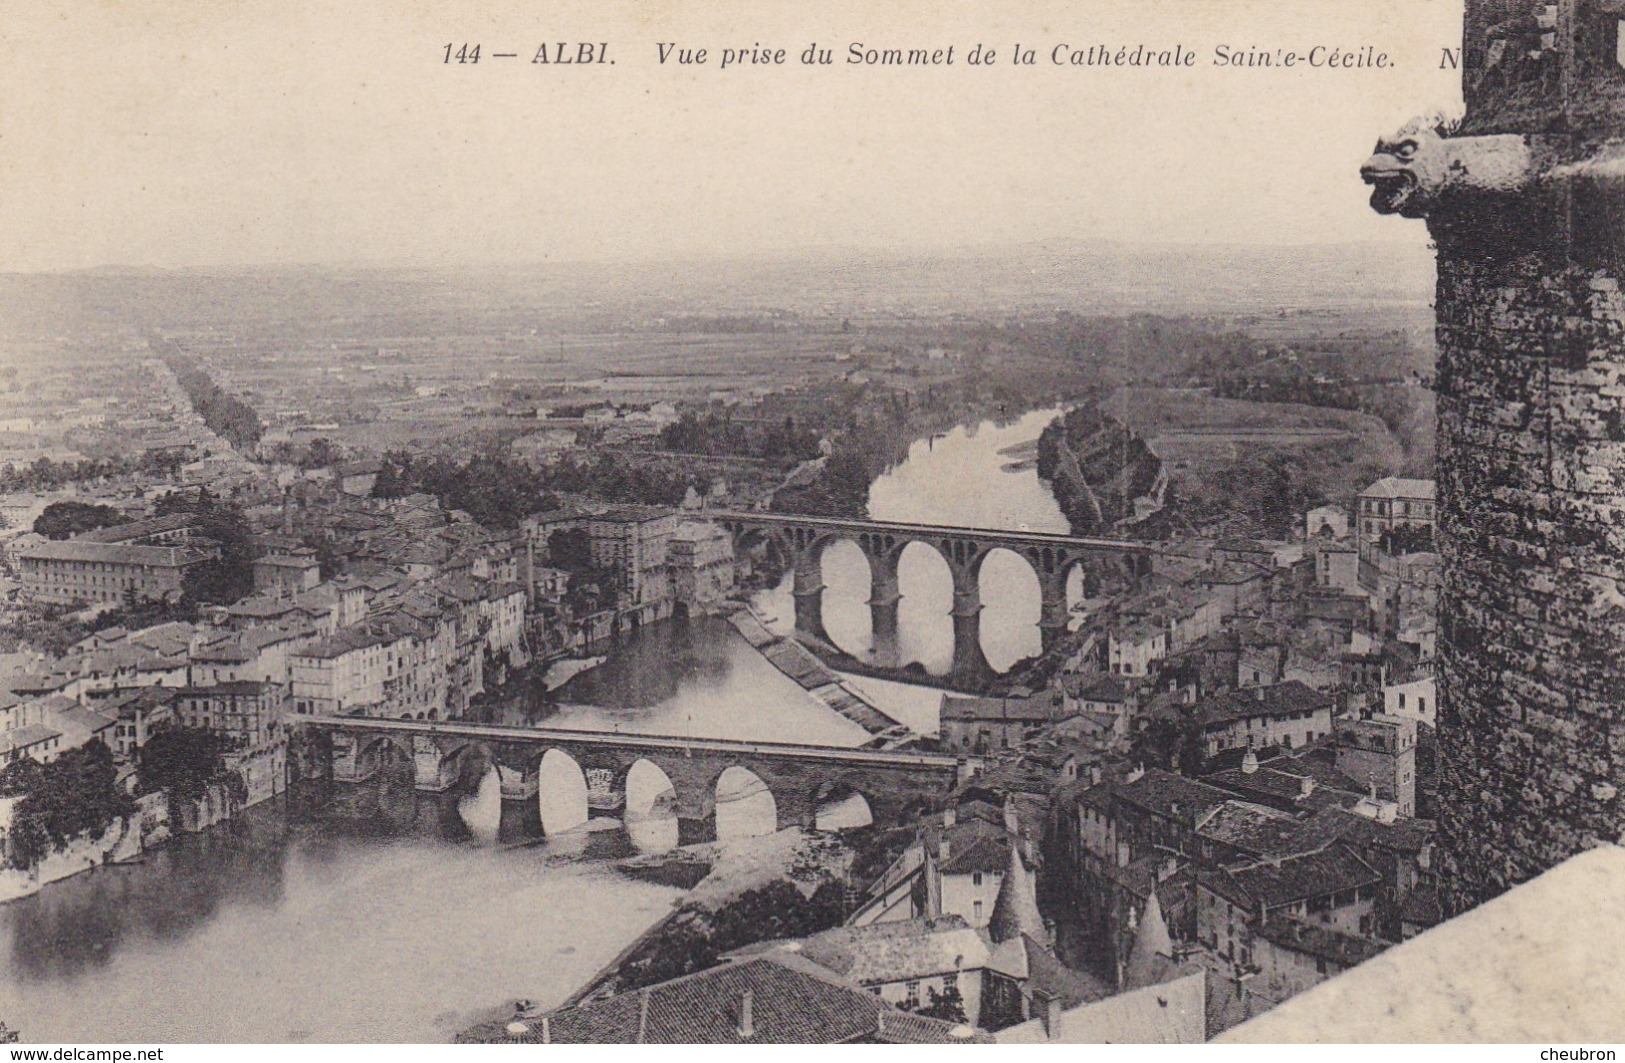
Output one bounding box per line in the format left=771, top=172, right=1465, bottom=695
left=0, top=0, right=1622, bottom=1048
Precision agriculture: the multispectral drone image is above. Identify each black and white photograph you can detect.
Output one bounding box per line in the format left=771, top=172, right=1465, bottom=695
left=0, top=0, right=1622, bottom=1047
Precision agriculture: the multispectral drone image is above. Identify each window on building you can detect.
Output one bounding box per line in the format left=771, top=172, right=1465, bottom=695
left=973, top=900, right=984, bottom=923
left=903, top=980, right=920, bottom=1009
left=972, top=872, right=983, bottom=887
left=943, top=972, right=958, bottom=994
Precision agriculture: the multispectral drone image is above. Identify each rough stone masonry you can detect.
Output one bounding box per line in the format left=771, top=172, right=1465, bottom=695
left=1363, top=0, right=1625, bottom=913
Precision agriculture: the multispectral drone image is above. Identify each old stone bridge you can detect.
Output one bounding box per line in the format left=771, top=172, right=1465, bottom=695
left=711, top=511, right=1157, bottom=685
left=291, top=715, right=963, bottom=842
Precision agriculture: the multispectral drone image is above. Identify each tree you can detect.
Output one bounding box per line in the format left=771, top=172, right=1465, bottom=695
left=0, top=757, right=45, bottom=798
left=1131, top=715, right=1207, bottom=776
left=917, top=984, right=968, bottom=1024
left=34, top=501, right=128, bottom=540
left=155, top=490, right=255, bottom=605
left=299, top=437, right=343, bottom=470
left=4, top=740, right=133, bottom=869
left=5, top=812, right=50, bottom=872
left=138, top=728, right=238, bottom=802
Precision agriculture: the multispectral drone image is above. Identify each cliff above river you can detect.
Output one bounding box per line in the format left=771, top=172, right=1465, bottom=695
left=1035, top=406, right=1169, bottom=537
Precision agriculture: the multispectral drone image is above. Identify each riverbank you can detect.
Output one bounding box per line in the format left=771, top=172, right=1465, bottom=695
left=725, top=605, right=909, bottom=742
left=461, top=827, right=856, bottom=1039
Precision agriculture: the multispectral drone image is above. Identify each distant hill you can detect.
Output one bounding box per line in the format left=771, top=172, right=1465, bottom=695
left=0, top=241, right=1434, bottom=338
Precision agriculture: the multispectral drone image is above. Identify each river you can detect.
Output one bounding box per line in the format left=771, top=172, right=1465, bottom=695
left=0, top=406, right=1071, bottom=1043
left=752, top=406, right=1082, bottom=699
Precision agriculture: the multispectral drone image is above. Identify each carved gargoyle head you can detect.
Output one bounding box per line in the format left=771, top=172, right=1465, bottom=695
left=1361, top=120, right=1449, bottom=218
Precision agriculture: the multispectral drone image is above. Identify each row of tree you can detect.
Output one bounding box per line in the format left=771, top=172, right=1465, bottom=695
left=656, top=412, right=822, bottom=465
left=0, top=449, right=189, bottom=494
left=164, top=355, right=262, bottom=450
left=372, top=448, right=697, bottom=529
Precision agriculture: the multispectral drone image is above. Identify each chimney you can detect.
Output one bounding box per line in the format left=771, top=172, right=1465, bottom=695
left=542, top=1017, right=551, bottom=1045
left=939, top=838, right=951, bottom=863
left=737, top=989, right=754, bottom=1039
left=1040, top=992, right=1064, bottom=1041
left=1090, top=764, right=1102, bottom=786
left=943, top=806, right=956, bottom=829
left=1241, top=750, right=1259, bottom=775
left=1299, top=776, right=1315, bottom=798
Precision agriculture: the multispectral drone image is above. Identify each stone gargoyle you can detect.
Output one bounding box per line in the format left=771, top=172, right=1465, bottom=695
left=1360, top=118, right=1536, bottom=218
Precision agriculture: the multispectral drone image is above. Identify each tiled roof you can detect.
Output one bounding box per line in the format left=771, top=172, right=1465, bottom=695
left=1110, top=769, right=1232, bottom=826
left=1194, top=681, right=1331, bottom=728
left=0, top=722, right=62, bottom=754
left=1195, top=801, right=1338, bottom=859
left=794, top=916, right=990, bottom=984
left=937, top=818, right=1012, bottom=875
left=1359, top=477, right=1435, bottom=501
left=1220, top=846, right=1625, bottom=1043
left=463, top=953, right=989, bottom=1043
left=1255, top=917, right=1389, bottom=969
left=1397, top=884, right=1444, bottom=929
left=77, top=513, right=198, bottom=543
left=996, top=969, right=1207, bottom=1043
left=940, top=694, right=1053, bottom=723
left=1199, top=845, right=1381, bottom=912
left=18, top=540, right=210, bottom=567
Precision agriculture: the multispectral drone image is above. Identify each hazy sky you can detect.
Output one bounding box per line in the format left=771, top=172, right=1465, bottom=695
left=0, top=0, right=1463, bottom=272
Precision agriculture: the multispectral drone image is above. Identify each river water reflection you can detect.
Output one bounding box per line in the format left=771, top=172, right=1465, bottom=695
left=0, top=407, right=1070, bottom=1042
left=752, top=406, right=1082, bottom=685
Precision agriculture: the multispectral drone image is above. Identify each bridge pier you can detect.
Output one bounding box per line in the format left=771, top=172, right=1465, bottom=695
left=774, top=788, right=820, bottom=833
left=331, top=735, right=377, bottom=784
left=791, top=550, right=830, bottom=645
left=413, top=736, right=455, bottom=792
left=1038, top=569, right=1071, bottom=654
left=867, top=553, right=903, bottom=669
left=949, top=563, right=993, bottom=688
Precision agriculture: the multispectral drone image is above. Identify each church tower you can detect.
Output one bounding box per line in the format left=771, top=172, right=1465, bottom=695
left=1364, top=0, right=1625, bottom=912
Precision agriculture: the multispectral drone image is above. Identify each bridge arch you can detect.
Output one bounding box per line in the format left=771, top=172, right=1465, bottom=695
left=813, top=777, right=875, bottom=832
left=973, top=546, right=1045, bottom=674
left=537, top=747, right=590, bottom=836
left=354, top=733, right=415, bottom=784
left=623, top=758, right=678, bottom=818
left=894, top=539, right=955, bottom=676
left=817, top=536, right=875, bottom=659
left=621, top=758, right=681, bottom=853
left=713, top=764, right=778, bottom=841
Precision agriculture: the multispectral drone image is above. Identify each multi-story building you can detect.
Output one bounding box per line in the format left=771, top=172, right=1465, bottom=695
left=939, top=692, right=1059, bottom=753
left=668, top=521, right=735, bottom=610
left=17, top=541, right=216, bottom=605
left=1382, top=670, right=1436, bottom=729
left=1334, top=713, right=1418, bottom=818
left=1190, top=681, right=1334, bottom=758
left=99, top=687, right=178, bottom=759
left=1107, top=619, right=1166, bottom=677
left=580, top=506, right=676, bottom=610
left=175, top=681, right=283, bottom=747
left=289, top=610, right=454, bottom=719
left=252, top=551, right=321, bottom=599
left=1354, top=478, right=1436, bottom=564
left=1193, top=847, right=1383, bottom=966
